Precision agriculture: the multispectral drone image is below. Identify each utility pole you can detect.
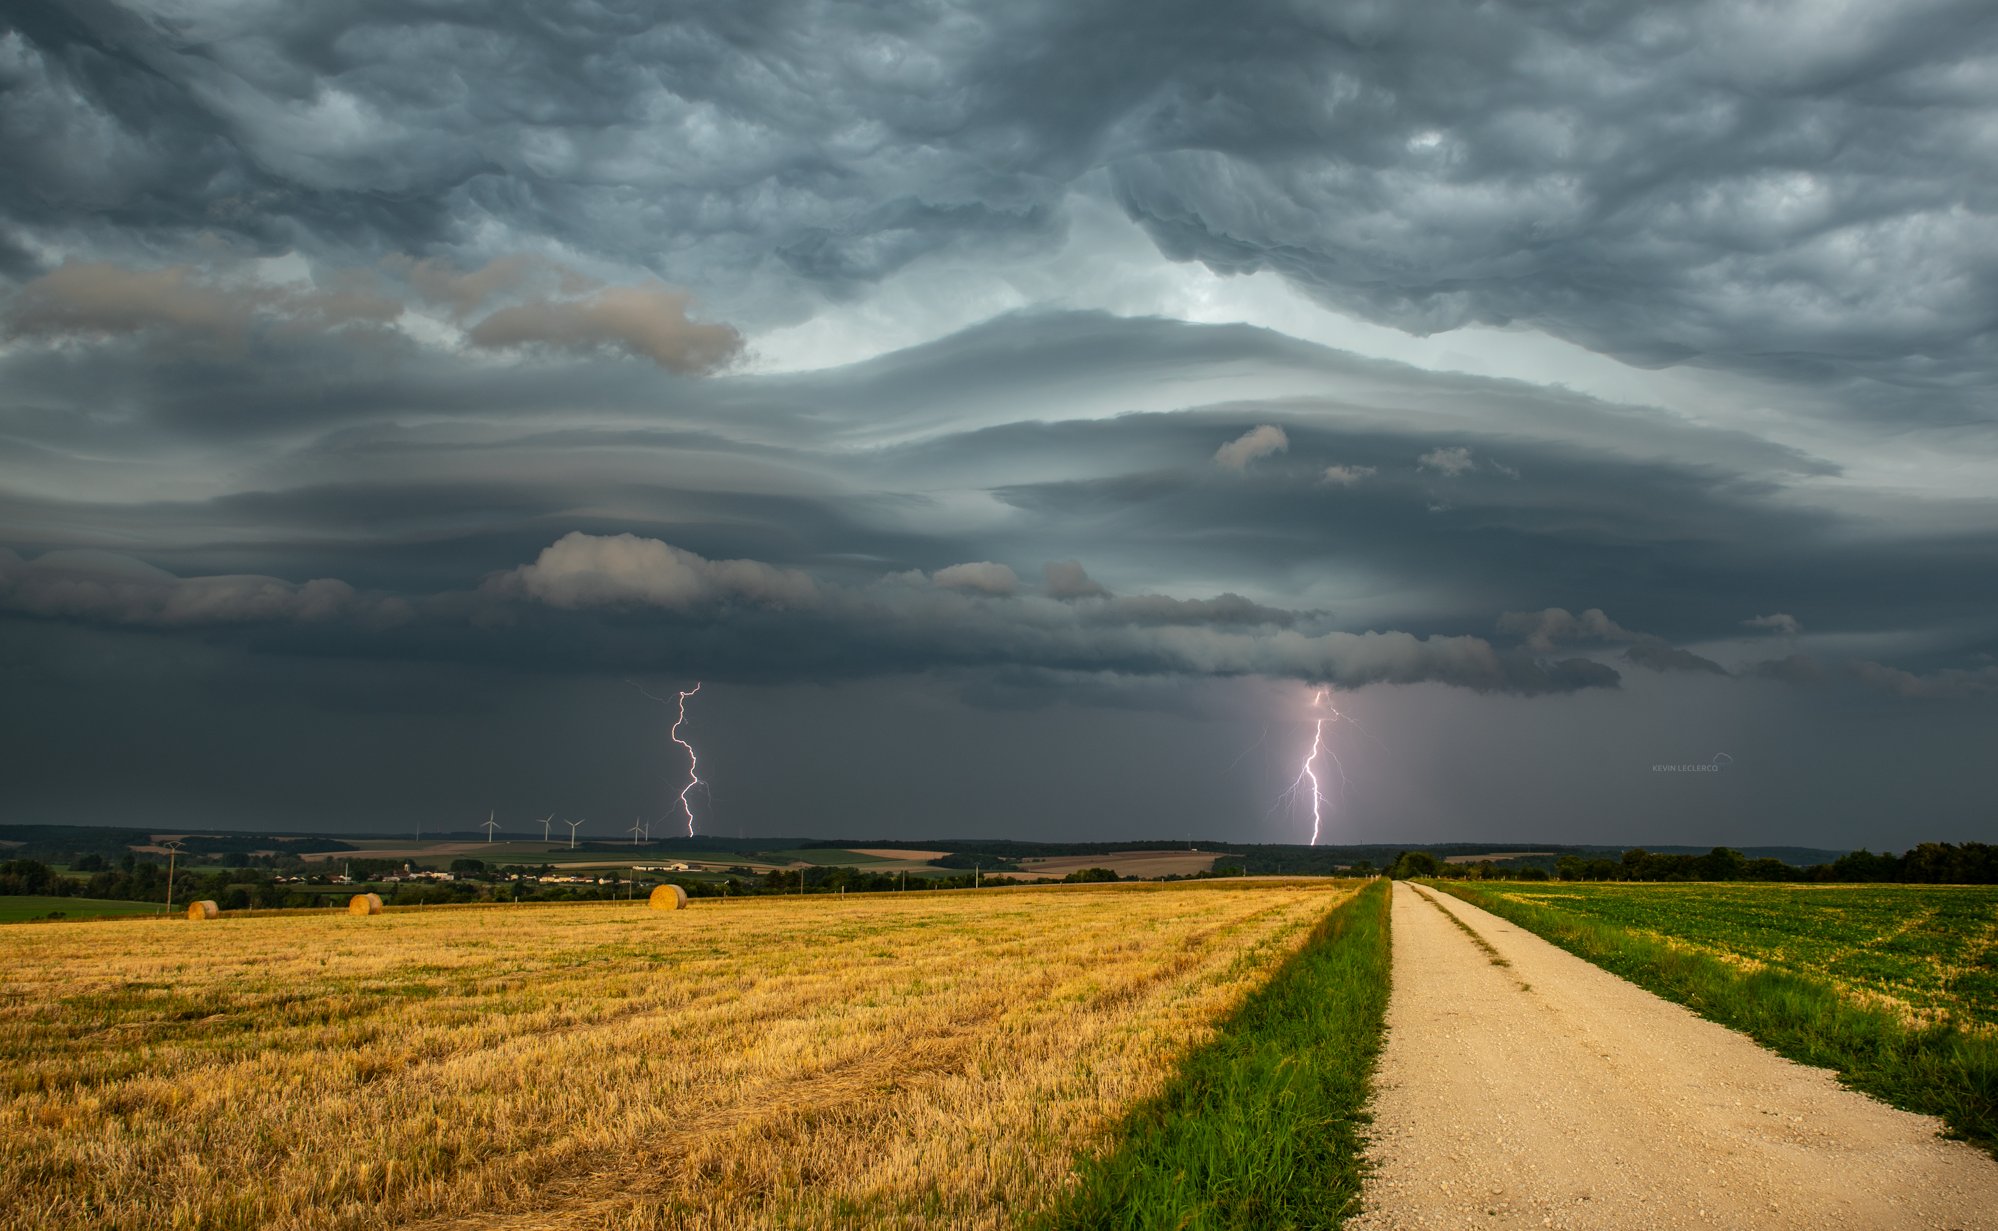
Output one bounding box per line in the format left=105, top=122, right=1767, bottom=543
left=161, top=839, right=185, bottom=916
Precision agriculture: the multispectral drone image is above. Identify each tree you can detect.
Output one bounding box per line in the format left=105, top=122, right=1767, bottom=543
left=1389, top=851, right=1441, bottom=879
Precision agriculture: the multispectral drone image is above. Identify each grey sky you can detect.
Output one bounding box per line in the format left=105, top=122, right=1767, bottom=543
left=2, top=0, right=1994, bottom=845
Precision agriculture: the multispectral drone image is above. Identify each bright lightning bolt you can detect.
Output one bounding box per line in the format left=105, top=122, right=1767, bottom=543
left=1296, top=689, right=1329, bottom=846
left=671, top=682, right=703, bottom=837
left=627, top=679, right=708, bottom=838
left=1269, top=687, right=1363, bottom=847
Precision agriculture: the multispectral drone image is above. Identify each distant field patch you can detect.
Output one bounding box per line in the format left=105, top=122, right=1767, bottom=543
left=0, top=881, right=1350, bottom=1230
left=1019, top=850, right=1224, bottom=880
left=0, top=897, right=166, bottom=923
left=848, top=847, right=952, bottom=862
left=759, top=847, right=896, bottom=865
left=1441, top=850, right=1556, bottom=864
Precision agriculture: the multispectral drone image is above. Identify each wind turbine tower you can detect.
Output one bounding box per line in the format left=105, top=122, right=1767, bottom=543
left=538, top=813, right=553, bottom=842
left=565, top=818, right=583, bottom=849
left=482, top=810, right=500, bottom=844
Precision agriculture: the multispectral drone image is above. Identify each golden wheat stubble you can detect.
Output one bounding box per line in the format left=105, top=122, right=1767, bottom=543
left=0, top=880, right=1351, bottom=1231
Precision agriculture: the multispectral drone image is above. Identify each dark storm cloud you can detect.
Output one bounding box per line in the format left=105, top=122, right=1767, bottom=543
left=973, top=413, right=1996, bottom=646
left=6, top=1, right=1995, bottom=413
left=2, top=309, right=1992, bottom=685
left=0, top=533, right=1622, bottom=696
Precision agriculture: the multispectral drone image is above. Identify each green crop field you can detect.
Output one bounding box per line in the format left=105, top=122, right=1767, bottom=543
left=0, top=897, right=169, bottom=923
left=1452, top=882, right=1998, bottom=1029
left=1438, top=880, right=1998, bottom=1154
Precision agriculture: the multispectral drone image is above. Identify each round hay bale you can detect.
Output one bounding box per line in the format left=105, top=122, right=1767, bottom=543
left=186, top=899, right=219, bottom=921
left=648, top=884, right=689, bottom=911
left=347, top=892, right=384, bottom=916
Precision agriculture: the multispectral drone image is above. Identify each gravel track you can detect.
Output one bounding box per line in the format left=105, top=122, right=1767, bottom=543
left=1352, top=881, right=1998, bottom=1230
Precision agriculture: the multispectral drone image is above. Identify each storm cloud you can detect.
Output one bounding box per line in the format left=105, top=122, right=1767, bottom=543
left=9, top=2, right=1996, bottom=406
left=0, top=1, right=1993, bottom=843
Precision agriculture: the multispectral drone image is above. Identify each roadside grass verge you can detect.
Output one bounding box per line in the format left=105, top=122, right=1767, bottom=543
left=1036, top=878, right=1392, bottom=1231
left=1433, top=881, right=1998, bottom=1158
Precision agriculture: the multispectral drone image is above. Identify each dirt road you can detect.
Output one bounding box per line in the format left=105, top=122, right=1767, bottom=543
left=1353, top=882, right=1998, bottom=1230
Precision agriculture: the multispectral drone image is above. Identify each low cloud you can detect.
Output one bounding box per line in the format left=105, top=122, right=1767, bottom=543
left=464, top=283, right=743, bottom=375
left=0, top=548, right=405, bottom=627
left=1417, top=446, right=1476, bottom=477
left=400, top=255, right=595, bottom=319
left=1497, top=607, right=1637, bottom=654
left=1623, top=640, right=1728, bottom=676
left=0, top=537, right=1625, bottom=696
left=1215, top=425, right=1289, bottom=471
left=932, top=561, right=1021, bottom=595
left=16, top=533, right=1988, bottom=704
left=482, top=532, right=817, bottom=609
left=1043, top=560, right=1110, bottom=600
left=1501, top=606, right=1725, bottom=675
left=1744, top=612, right=1802, bottom=636
left=471, top=537, right=1626, bottom=694
left=1320, top=464, right=1376, bottom=486
left=3, top=256, right=741, bottom=375
left=2, top=262, right=401, bottom=351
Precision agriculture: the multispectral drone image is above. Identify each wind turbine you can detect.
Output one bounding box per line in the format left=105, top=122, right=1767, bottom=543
left=629, top=816, right=643, bottom=846
left=565, top=818, right=583, bottom=849
left=538, top=813, right=553, bottom=843
left=482, top=810, right=499, bottom=844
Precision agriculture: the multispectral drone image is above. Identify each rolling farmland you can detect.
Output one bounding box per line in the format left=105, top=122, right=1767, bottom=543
left=0, top=880, right=1356, bottom=1231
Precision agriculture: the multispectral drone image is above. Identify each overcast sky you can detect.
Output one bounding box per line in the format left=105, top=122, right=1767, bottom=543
left=2, top=0, right=1995, bottom=847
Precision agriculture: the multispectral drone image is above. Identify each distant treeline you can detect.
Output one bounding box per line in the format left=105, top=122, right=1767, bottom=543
left=0, top=857, right=323, bottom=909
left=0, top=855, right=1131, bottom=910
left=0, top=825, right=349, bottom=867
left=1385, top=843, right=1998, bottom=884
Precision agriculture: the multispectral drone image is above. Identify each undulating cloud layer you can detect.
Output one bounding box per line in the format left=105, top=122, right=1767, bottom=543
left=1, top=0, right=1993, bottom=841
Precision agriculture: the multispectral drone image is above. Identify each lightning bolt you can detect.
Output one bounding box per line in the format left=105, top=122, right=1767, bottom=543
left=671, top=682, right=703, bottom=837
left=1270, top=687, right=1366, bottom=846
left=627, top=678, right=708, bottom=838
left=1296, top=690, right=1329, bottom=846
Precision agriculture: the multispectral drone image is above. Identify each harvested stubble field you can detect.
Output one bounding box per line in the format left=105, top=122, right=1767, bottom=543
left=0, top=880, right=1353, bottom=1231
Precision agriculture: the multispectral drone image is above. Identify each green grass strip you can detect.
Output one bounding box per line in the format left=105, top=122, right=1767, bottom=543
left=1433, top=881, right=1998, bottom=1158
left=1034, top=879, right=1392, bottom=1231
